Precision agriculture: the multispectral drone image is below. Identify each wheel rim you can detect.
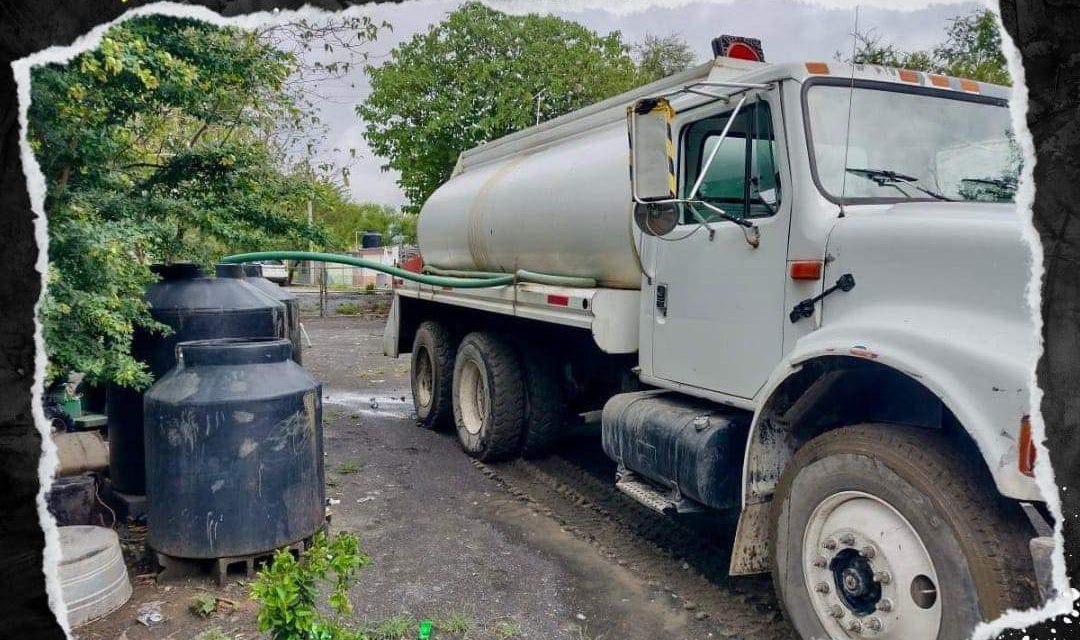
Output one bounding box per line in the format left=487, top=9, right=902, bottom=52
left=457, top=358, right=486, bottom=436
left=802, top=491, right=941, bottom=639
left=415, top=347, right=434, bottom=409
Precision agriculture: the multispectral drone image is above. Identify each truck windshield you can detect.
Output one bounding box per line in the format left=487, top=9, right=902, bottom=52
left=805, top=82, right=1017, bottom=203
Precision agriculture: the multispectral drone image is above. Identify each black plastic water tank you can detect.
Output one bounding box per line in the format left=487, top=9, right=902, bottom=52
left=106, top=263, right=286, bottom=495
left=239, top=264, right=302, bottom=365
left=144, top=338, right=324, bottom=559
left=360, top=231, right=382, bottom=248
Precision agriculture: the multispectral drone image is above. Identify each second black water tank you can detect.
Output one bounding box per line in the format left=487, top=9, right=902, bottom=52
left=144, top=338, right=324, bottom=559
left=240, top=263, right=302, bottom=365
left=106, top=263, right=286, bottom=495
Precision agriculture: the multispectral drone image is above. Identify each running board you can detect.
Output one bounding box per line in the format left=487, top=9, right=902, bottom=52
left=615, top=471, right=704, bottom=516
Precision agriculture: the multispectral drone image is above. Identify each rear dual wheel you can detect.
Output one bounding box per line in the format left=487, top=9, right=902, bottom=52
left=771, top=424, right=1038, bottom=640
left=452, top=332, right=526, bottom=461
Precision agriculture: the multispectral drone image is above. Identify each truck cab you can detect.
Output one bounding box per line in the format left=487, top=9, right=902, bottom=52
left=385, top=40, right=1050, bottom=640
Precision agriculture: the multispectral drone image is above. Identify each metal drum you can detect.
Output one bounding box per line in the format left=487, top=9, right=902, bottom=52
left=106, top=263, right=285, bottom=495
left=143, top=337, right=324, bottom=559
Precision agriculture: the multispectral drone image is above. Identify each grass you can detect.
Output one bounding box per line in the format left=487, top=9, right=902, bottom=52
left=436, top=610, right=472, bottom=635
left=365, top=613, right=416, bottom=640
left=194, top=629, right=232, bottom=640
left=336, top=302, right=362, bottom=315
left=326, top=477, right=339, bottom=488
left=336, top=460, right=363, bottom=475
left=493, top=619, right=522, bottom=638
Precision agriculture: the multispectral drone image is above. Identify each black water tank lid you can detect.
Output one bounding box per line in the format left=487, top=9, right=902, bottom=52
left=152, top=262, right=203, bottom=281
left=243, top=264, right=264, bottom=277
left=215, top=263, right=245, bottom=279
left=178, top=337, right=292, bottom=367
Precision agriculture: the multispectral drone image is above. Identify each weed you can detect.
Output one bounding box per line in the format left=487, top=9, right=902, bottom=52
left=336, top=460, right=363, bottom=475
left=493, top=619, right=522, bottom=638
left=326, top=477, right=339, bottom=488
left=194, top=628, right=232, bottom=640
left=366, top=613, right=416, bottom=640
left=190, top=593, right=217, bottom=618
left=436, top=610, right=471, bottom=635
left=336, top=302, right=362, bottom=315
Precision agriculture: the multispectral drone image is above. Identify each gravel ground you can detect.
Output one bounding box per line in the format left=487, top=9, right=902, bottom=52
left=78, top=311, right=794, bottom=640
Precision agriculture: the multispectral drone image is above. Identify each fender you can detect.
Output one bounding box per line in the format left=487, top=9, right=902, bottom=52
left=729, top=310, right=1041, bottom=576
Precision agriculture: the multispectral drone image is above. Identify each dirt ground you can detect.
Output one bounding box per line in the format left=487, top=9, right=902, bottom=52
left=78, top=304, right=795, bottom=640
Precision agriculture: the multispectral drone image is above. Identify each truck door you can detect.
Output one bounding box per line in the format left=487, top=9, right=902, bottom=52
left=650, top=94, right=790, bottom=400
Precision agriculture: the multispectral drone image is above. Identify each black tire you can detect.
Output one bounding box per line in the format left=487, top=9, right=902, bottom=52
left=411, top=321, right=457, bottom=431
left=770, top=424, right=1037, bottom=640
left=517, top=342, right=570, bottom=458
left=452, top=332, right=525, bottom=461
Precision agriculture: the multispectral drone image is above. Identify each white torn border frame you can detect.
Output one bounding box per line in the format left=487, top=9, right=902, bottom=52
left=10, top=0, right=1075, bottom=637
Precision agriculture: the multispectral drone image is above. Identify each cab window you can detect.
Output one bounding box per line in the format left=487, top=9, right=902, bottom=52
left=681, top=100, right=778, bottom=223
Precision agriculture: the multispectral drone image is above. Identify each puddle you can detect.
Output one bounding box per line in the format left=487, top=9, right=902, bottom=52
left=323, top=389, right=415, bottom=419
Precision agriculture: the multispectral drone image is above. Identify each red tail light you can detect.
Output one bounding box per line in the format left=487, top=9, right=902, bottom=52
left=1019, top=415, right=1036, bottom=478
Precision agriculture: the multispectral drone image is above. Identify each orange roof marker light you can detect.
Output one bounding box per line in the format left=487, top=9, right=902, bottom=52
left=805, top=62, right=830, bottom=75
left=928, top=74, right=951, bottom=88
left=898, top=69, right=921, bottom=83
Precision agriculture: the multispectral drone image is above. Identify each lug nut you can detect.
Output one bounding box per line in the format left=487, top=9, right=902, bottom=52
left=814, top=582, right=831, bottom=594
left=866, top=617, right=883, bottom=631
left=812, top=556, right=829, bottom=569
left=873, top=570, right=892, bottom=585
left=876, top=599, right=893, bottom=613
left=828, top=604, right=845, bottom=619
left=860, top=545, right=876, bottom=559
left=847, top=619, right=863, bottom=632
left=823, top=538, right=838, bottom=551
left=840, top=533, right=856, bottom=546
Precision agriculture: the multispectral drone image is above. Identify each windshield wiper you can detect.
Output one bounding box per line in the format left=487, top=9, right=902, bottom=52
left=960, top=177, right=1017, bottom=190
left=846, top=167, right=954, bottom=201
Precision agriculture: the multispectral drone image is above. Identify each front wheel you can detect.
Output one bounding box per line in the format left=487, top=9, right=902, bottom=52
left=771, top=424, right=1037, bottom=640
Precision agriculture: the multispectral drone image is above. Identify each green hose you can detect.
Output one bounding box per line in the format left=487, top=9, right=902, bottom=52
left=222, top=250, right=599, bottom=290
left=221, top=251, right=513, bottom=289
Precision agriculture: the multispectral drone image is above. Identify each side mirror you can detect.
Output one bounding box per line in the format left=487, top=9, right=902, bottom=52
left=629, top=98, right=675, bottom=202
left=634, top=201, right=679, bottom=236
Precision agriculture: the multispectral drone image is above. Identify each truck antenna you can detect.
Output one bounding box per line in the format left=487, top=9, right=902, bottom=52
left=838, top=5, right=860, bottom=218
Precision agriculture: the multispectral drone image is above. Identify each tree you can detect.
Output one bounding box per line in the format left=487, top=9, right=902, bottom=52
left=838, top=9, right=1009, bottom=85
left=30, top=15, right=382, bottom=388
left=358, top=1, right=641, bottom=213
left=309, top=181, right=417, bottom=248
left=634, top=33, right=698, bottom=83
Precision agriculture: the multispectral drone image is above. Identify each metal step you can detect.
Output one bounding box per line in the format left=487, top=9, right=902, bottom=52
left=615, top=471, right=704, bottom=516
left=74, top=412, right=107, bottom=429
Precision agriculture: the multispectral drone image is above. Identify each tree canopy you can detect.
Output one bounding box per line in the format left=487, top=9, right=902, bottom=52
left=634, top=33, right=698, bottom=83
left=840, top=9, right=1009, bottom=85
left=357, top=2, right=643, bottom=213
left=30, top=15, right=382, bottom=388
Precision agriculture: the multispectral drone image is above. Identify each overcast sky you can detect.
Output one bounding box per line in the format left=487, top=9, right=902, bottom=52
left=298, top=0, right=981, bottom=208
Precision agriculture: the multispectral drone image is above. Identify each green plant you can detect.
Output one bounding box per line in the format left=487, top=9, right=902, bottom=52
left=195, top=628, right=234, bottom=640
left=436, top=610, right=471, bottom=635
left=190, top=593, right=218, bottom=618
left=250, top=531, right=371, bottom=640
left=365, top=283, right=376, bottom=292
left=336, top=461, right=363, bottom=475
left=365, top=613, right=416, bottom=640
left=493, top=620, right=522, bottom=639
left=336, top=303, right=362, bottom=316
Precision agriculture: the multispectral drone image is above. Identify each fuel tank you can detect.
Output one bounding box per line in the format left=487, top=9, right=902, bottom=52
left=601, top=390, right=749, bottom=511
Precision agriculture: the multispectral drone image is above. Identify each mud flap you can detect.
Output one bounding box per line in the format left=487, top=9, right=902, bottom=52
left=729, top=501, right=771, bottom=575
left=383, top=295, right=401, bottom=358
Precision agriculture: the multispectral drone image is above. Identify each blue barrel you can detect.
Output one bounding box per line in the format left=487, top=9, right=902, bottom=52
left=143, top=338, right=324, bottom=559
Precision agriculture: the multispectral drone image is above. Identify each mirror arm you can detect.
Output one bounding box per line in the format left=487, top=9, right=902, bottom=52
left=688, top=94, right=748, bottom=201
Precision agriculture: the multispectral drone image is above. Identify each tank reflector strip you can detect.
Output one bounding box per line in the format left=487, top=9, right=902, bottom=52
left=547, top=294, right=570, bottom=306
left=959, top=78, right=980, bottom=93
left=898, top=69, right=920, bottom=83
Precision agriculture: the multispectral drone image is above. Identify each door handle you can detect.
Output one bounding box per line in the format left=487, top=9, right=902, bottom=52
left=656, top=283, right=668, bottom=317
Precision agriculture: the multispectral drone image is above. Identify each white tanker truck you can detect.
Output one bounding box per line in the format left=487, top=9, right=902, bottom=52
left=383, top=38, right=1052, bottom=639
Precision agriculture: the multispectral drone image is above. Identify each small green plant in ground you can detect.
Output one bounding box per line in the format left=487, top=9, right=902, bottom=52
left=326, top=477, right=339, bottom=488
left=194, top=628, right=233, bottom=640
left=365, top=613, right=416, bottom=640
left=435, top=610, right=471, bottom=635
left=190, top=593, right=218, bottom=618
left=336, top=460, right=363, bottom=475
left=493, top=620, right=522, bottom=638
left=250, top=531, right=371, bottom=640
left=336, top=302, right=362, bottom=315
